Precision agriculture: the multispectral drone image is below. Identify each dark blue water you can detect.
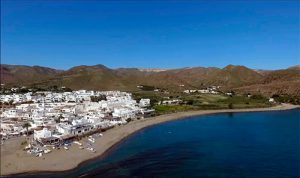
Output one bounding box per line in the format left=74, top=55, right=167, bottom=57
left=16, top=109, right=300, bottom=178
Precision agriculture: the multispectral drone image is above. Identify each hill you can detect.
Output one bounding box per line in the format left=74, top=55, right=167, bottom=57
left=0, top=64, right=61, bottom=85
left=1, top=64, right=299, bottom=96
left=234, top=67, right=300, bottom=96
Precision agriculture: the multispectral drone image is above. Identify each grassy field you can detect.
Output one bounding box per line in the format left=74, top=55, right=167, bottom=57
left=134, top=91, right=274, bottom=115
left=154, top=105, right=198, bottom=115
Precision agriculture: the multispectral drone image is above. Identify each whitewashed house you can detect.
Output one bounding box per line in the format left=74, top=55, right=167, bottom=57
left=139, top=99, right=150, bottom=107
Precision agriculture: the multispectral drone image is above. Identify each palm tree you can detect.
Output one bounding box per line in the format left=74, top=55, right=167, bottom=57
left=22, top=122, right=31, bottom=135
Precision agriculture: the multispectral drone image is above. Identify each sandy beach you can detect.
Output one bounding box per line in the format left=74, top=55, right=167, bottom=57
left=1, top=103, right=299, bottom=176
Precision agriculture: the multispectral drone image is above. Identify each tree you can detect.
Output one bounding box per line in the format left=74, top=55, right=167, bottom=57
left=186, top=100, right=194, bottom=105
left=22, top=122, right=31, bottom=135
left=48, top=85, right=58, bottom=92
left=126, top=118, right=132, bottom=122
left=228, top=103, right=233, bottom=109
left=250, top=94, right=265, bottom=100
left=91, top=95, right=107, bottom=102
left=63, top=87, right=72, bottom=92
left=55, top=114, right=64, bottom=123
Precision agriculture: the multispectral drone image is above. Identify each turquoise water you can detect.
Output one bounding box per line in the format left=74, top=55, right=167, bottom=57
left=17, top=109, right=300, bottom=178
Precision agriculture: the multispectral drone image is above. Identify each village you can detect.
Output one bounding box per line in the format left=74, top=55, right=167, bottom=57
left=0, top=89, right=154, bottom=156
left=0, top=84, right=277, bottom=158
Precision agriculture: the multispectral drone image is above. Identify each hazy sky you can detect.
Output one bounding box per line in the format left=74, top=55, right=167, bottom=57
left=1, top=0, right=299, bottom=70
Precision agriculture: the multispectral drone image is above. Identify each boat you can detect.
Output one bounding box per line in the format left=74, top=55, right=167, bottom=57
left=64, top=146, right=69, bottom=150
left=88, top=138, right=95, bottom=143
left=74, top=141, right=82, bottom=146
left=87, top=147, right=96, bottom=153
left=44, top=149, right=51, bottom=154
left=24, top=144, right=32, bottom=150
left=79, top=146, right=84, bottom=149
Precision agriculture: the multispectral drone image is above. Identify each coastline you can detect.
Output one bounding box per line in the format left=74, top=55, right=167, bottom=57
left=1, top=104, right=299, bottom=176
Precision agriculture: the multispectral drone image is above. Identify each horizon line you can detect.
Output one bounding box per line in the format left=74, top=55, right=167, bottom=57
left=1, top=63, right=299, bottom=71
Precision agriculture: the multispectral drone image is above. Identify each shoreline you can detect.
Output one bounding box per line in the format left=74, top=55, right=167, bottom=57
left=1, top=104, right=299, bottom=176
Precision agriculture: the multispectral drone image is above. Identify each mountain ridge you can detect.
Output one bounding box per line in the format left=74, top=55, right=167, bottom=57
left=1, top=64, right=299, bottom=96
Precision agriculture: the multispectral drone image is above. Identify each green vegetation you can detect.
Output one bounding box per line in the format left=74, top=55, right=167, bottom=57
left=215, top=95, right=272, bottom=109
left=21, top=140, right=28, bottom=146
left=22, top=122, right=31, bottom=135
left=43, top=85, right=73, bottom=92
left=154, top=105, right=197, bottom=115
left=132, top=91, right=170, bottom=107
left=272, top=94, right=300, bottom=105
left=228, top=103, right=233, bottom=109
left=182, top=94, right=227, bottom=104
left=182, top=94, right=271, bottom=109
left=91, top=95, right=107, bottom=102
left=0, top=85, right=73, bottom=95
left=138, top=85, right=157, bottom=91
left=55, top=114, right=64, bottom=123
left=135, top=91, right=274, bottom=115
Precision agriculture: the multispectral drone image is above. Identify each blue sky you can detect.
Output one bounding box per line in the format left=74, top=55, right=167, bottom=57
left=1, top=0, right=299, bottom=70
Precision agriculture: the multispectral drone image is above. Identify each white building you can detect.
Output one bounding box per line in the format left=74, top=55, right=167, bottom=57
left=139, top=99, right=150, bottom=107
left=34, top=128, right=52, bottom=141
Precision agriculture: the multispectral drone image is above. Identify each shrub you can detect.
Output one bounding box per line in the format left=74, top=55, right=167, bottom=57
left=250, top=94, right=265, bottom=100
left=21, top=140, right=27, bottom=146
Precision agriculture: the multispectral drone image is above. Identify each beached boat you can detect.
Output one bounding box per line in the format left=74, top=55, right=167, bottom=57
left=88, top=138, right=95, bottom=143
left=64, top=146, right=69, bottom=150
left=24, top=144, right=31, bottom=150
left=87, top=147, right=96, bottom=153
left=74, top=141, right=82, bottom=146
left=44, top=149, right=51, bottom=154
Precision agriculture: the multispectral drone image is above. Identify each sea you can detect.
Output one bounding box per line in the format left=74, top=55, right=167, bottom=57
left=15, top=109, right=300, bottom=178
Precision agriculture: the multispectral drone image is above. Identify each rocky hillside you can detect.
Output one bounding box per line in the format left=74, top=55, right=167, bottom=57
left=0, top=65, right=62, bottom=85
left=234, top=67, right=300, bottom=96
left=1, top=64, right=299, bottom=96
